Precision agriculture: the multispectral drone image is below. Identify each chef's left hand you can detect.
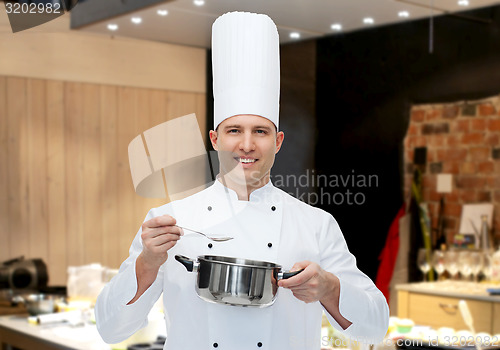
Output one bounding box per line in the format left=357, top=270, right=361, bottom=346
left=277, top=261, right=337, bottom=304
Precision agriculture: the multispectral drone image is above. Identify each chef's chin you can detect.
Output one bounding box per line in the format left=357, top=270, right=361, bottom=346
left=227, top=173, right=255, bottom=187
left=221, top=169, right=263, bottom=188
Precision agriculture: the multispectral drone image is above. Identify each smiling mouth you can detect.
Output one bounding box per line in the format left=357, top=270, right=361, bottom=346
left=235, top=157, right=257, bottom=164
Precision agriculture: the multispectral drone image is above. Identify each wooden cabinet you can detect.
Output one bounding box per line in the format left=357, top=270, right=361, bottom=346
left=494, top=303, right=500, bottom=334
left=397, top=283, right=500, bottom=334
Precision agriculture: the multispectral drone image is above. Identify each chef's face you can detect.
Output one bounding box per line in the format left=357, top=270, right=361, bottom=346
left=209, top=115, right=284, bottom=190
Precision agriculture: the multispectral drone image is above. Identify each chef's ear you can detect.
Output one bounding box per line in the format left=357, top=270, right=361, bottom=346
left=209, top=130, right=218, bottom=151
left=275, top=131, right=284, bottom=154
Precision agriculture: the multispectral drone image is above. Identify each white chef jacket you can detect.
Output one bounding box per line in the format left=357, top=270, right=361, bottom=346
left=95, top=179, right=389, bottom=349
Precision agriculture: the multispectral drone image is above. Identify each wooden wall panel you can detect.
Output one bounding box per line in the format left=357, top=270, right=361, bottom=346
left=64, top=82, right=85, bottom=268
left=0, top=77, right=8, bottom=260
left=82, top=84, right=102, bottom=264
left=1, top=75, right=206, bottom=287
left=100, top=85, right=119, bottom=270
left=196, top=93, right=208, bottom=145
left=117, top=87, right=140, bottom=264
left=27, top=79, right=48, bottom=263
left=6, top=77, right=28, bottom=259
left=134, top=89, right=153, bottom=228
left=46, top=80, right=67, bottom=286
left=148, top=89, right=170, bottom=209
left=0, top=11, right=206, bottom=94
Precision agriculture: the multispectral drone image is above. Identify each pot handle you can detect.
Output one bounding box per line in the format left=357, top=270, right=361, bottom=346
left=277, top=269, right=304, bottom=280
left=175, top=255, right=198, bottom=272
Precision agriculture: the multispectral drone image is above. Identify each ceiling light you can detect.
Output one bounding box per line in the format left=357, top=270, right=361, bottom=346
left=193, top=0, right=205, bottom=6
left=398, top=11, right=410, bottom=18
left=458, top=0, right=469, bottom=6
left=131, top=17, right=142, bottom=24
left=363, top=17, right=374, bottom=25
left=157, top=9, right=168, bottom=16
left=290, top=32, right=300, bottom=39
left=107, top=24, right=118, bottom=31
left=331, top=23, right=342, bottom=31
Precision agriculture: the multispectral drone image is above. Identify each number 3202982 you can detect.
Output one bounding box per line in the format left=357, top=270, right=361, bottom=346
left=5, top=2, right=62, bottom=14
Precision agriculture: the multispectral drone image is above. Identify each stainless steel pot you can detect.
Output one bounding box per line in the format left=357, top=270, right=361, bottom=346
left=175, top=255, right=303, bottom=307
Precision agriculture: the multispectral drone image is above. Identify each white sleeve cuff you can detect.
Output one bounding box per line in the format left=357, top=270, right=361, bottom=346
left=111, top=257, right=164, bottom=307
left=323, top=277, right=388, bottom=345
left=96, top=258, right=164, bottom=344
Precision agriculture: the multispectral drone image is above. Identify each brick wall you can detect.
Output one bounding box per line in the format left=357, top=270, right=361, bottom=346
left=404, top=96, right=500, bottom=245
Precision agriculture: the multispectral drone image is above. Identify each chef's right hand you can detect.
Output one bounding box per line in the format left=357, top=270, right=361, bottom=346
left=140, top=215, right=183, bottom=269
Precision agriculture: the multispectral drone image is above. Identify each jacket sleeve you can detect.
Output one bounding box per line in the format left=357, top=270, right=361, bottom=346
left=319, top=213, right=389, bottom=345
left=95, top=210, right=164, bottom=344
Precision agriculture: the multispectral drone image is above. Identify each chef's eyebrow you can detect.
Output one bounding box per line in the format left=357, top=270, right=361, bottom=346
left=255, top=126, right=272, bottom=132
left=223, top=124, right=272, bottom=131
left=222, top=124, right=241, bottom=130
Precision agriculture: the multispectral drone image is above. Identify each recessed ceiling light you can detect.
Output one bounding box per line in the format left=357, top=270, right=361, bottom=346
left=363, top=17, right=374, bottom=25
left=331, top=23, right=342, bottom=31
left=107, top=24, right=118, bottom=31
left=398, top=11, right=410, bottom=18
left=131, top=17, right=142, bottom=24
left=290, top=32, right=300, bottom=39
left=157, top=9, right=168, bottom=16
left=193, top=0, right=205, bottom=6
left=458, top=0, right=469, bottom=6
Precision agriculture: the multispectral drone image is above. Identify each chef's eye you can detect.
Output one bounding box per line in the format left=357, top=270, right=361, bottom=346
left=227, top=129, right=239, bottom=133
left=255, top=129, right=267, bottom=134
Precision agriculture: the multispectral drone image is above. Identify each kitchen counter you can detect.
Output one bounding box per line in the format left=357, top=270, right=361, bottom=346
left=395, top=281, right=500, bottom=302
left=396, top=281, right=500, bottom=333
left=0, top=314, right=110, bottom=350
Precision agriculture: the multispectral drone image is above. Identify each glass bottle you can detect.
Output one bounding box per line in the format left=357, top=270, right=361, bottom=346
left=491, top=247, right=500, bottom=282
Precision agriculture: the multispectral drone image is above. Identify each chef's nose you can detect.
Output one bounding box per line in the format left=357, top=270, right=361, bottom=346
left=239, top=133, right=255, bottom=152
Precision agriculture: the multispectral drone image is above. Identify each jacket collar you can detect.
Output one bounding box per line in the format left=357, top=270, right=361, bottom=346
left=212, top=176, right=275, bottom=203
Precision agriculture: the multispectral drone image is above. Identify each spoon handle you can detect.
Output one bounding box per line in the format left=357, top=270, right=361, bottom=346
left=175, top=225, right=233, bottom=242
left=175, top=225, right=207, bottom=237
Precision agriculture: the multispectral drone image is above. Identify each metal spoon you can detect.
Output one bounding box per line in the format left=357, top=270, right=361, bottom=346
left=175, top=225, right=234, bottom=242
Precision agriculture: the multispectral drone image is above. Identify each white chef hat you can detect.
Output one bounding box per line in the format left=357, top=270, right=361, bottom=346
left=212, top=11, right=280, bottom=129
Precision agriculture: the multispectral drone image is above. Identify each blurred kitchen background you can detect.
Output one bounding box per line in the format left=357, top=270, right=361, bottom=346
left=2, top=0, right=500, bottom=349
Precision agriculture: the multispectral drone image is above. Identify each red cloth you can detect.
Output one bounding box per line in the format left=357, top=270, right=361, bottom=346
left=375, top=204, right=405, bottom=303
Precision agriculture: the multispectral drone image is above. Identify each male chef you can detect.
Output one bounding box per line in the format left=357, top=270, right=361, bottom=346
left=95, top=11, right=389, bottom=349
